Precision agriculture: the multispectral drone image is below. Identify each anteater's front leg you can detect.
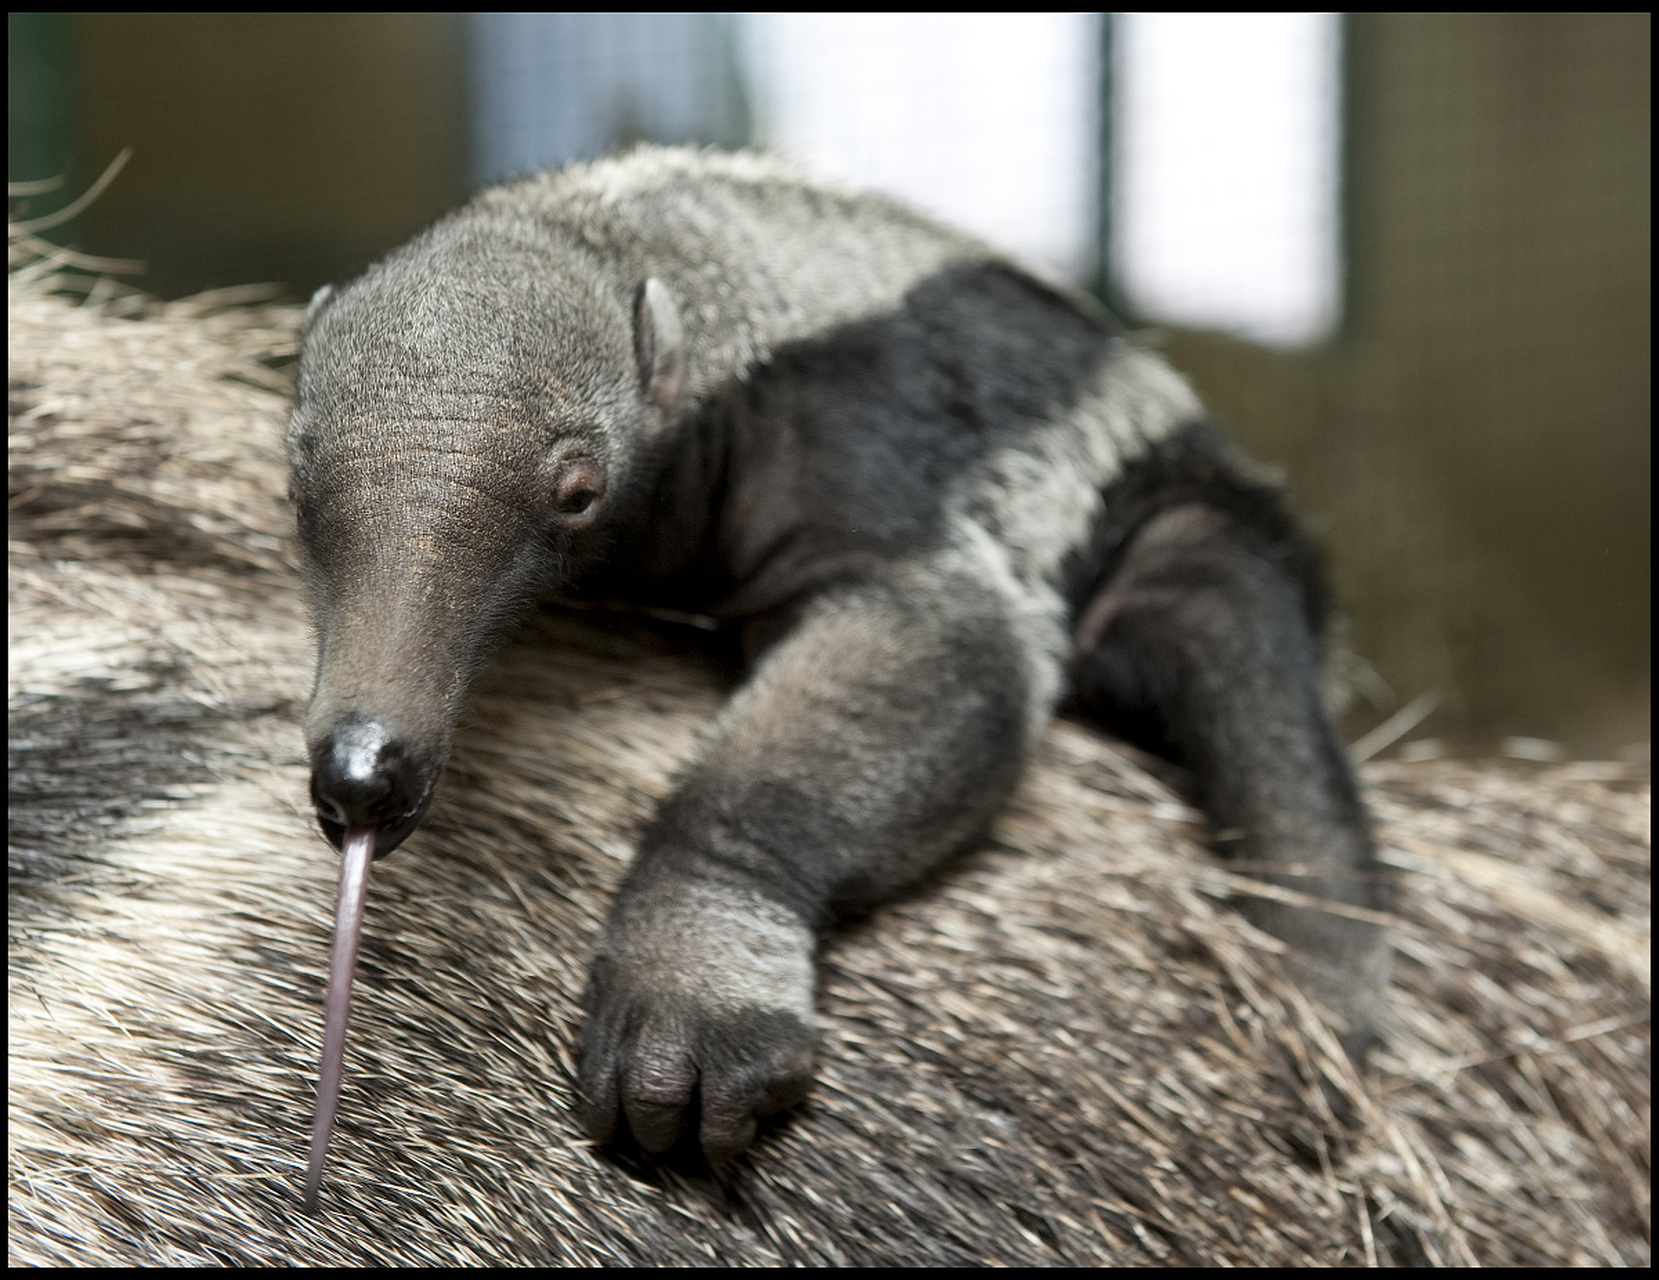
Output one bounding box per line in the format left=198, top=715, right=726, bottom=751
left=577, top=553, right=1056, bottom=1160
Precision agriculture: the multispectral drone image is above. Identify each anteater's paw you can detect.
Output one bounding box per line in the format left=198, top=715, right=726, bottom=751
left=575, top=882, right=817, bottom=1162
left=1245, top=899, right=1392, bottom=1062
left=576, top=977, right=816, bottom=1161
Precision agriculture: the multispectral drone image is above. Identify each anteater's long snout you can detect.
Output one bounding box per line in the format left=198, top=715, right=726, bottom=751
left=309, top=715, right=442, bottom=859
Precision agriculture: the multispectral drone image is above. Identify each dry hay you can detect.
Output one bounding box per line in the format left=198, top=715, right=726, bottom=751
left=8, top=266, right=1649, bottom=1265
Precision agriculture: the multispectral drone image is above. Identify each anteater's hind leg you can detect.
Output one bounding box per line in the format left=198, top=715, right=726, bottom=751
left=1068, top=502, right=1389, bottom=1056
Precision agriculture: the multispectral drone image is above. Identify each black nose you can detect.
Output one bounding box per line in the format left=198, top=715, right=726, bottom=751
left=309, top=718, right=433, bottom=857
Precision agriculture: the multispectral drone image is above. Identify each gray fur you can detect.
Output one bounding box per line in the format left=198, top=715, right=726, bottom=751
left=12, top=266, right=1646, bottom=1264
left=287, top=145, right=1387, bottom=1166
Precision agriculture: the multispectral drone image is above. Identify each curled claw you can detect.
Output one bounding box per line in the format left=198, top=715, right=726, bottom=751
left=303, top=824, right=376, bottom=1211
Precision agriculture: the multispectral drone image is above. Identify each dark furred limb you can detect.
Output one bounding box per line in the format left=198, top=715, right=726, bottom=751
left=1069, top=503, right=1390, bottom=1055
left=578, top=555, right=1045, bottom=1160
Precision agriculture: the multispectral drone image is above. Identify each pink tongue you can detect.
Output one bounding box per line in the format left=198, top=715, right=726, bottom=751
left=303, top=824, right=376, bottom=1211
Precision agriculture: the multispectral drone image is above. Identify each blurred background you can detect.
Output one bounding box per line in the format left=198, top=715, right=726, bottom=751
left=9, top=12, right=1649, bottom=761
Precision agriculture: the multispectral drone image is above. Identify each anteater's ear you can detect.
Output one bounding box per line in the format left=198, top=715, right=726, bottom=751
left=303, top=283, right=335, bottom=330
left=635, top=277, right=686, bottom=421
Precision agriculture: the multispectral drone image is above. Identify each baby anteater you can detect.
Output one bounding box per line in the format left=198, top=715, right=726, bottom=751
left=288, top=146, right=1388, bottom=1202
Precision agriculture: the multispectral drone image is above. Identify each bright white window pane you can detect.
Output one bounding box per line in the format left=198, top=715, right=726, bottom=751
left=741, top=14, right=1101, bottom=278
left=1111, top=13, right=1342, bottom=346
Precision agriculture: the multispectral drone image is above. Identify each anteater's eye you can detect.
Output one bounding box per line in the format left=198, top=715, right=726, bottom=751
left=550, top=463, right=605, bottom=526
left=555, top=488, right=598, bottom=516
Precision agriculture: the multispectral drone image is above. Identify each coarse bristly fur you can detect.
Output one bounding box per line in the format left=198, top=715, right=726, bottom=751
left=10, top=158, right=1649, bottom=1265
left=287, top=148, right=1388, bottom=1170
